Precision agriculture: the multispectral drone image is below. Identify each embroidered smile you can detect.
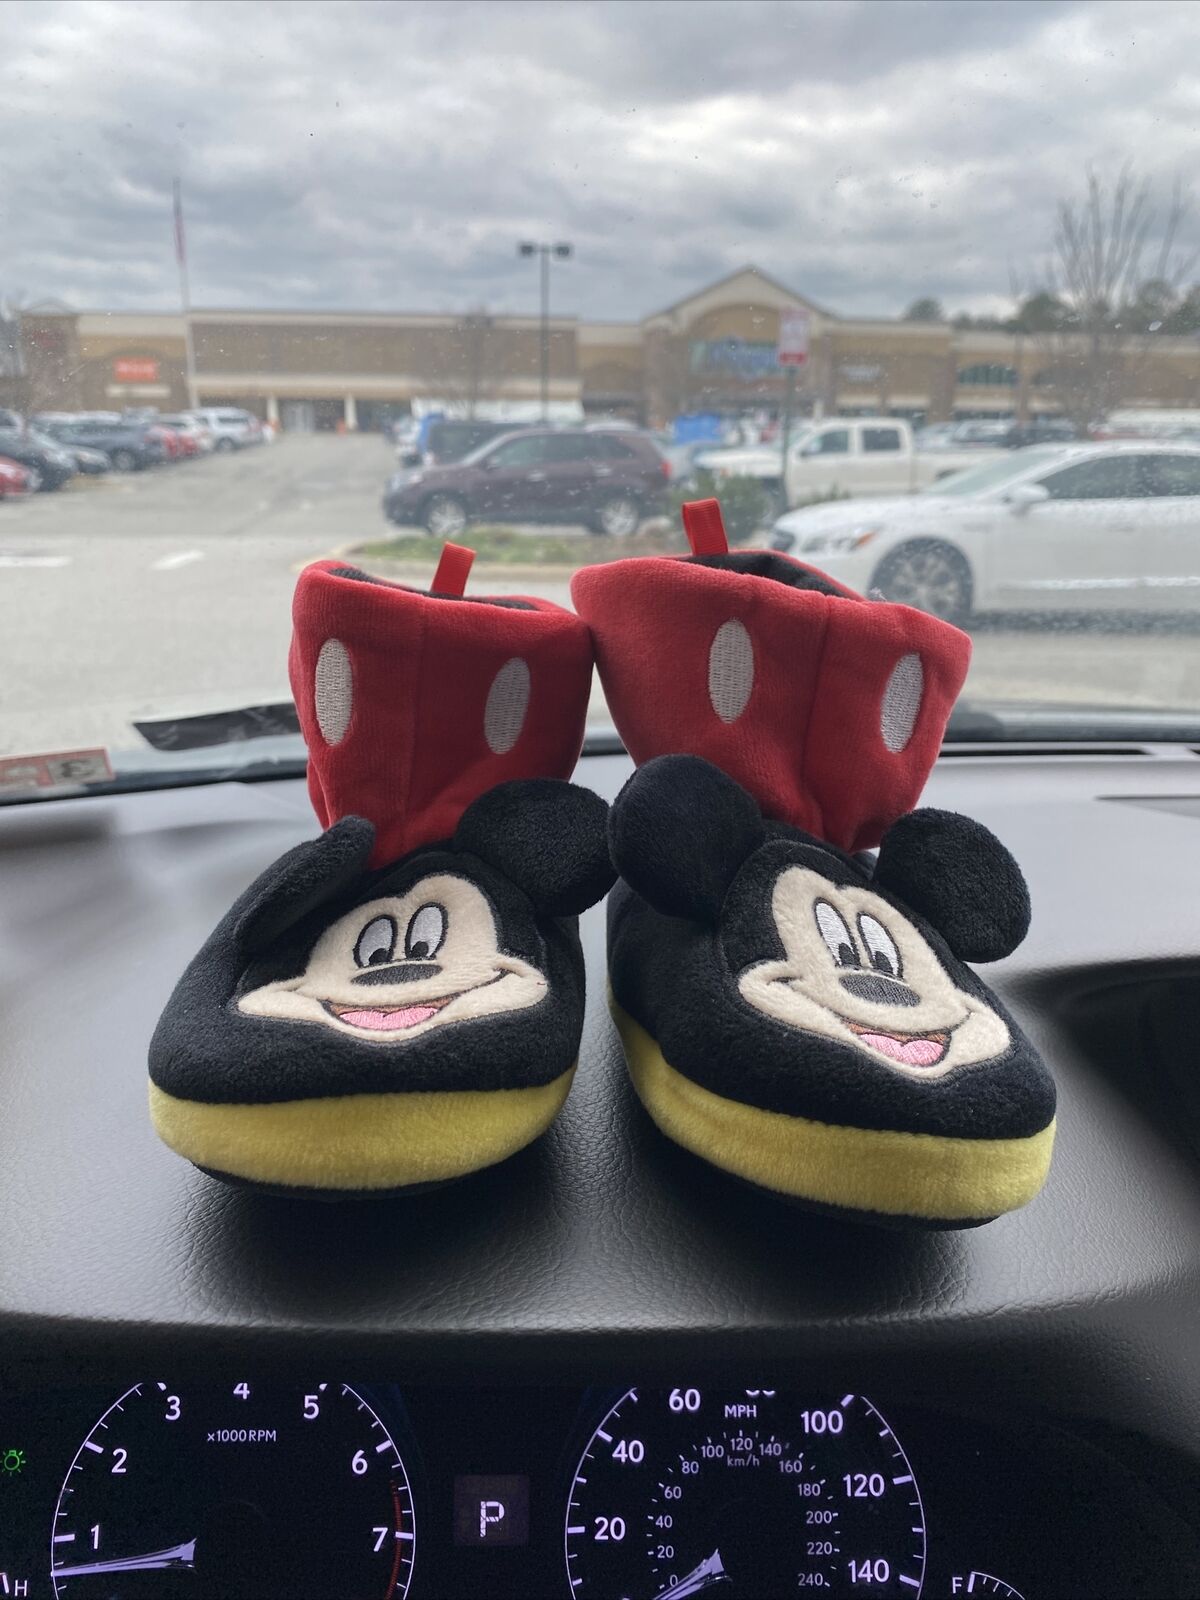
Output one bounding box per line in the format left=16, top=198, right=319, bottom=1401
left=323, top=996, right=458, bottom=1031
left=844, top=1019, right=951, bottom=1068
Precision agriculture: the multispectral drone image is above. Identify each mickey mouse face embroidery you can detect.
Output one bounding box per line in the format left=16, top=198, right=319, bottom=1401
left=238, top=873, right=547, bottom=1042
left=737, top=866, right=1011, bottom=1077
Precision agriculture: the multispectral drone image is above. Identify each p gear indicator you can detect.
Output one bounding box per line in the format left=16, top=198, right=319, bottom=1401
left=454, top=1474, right=530, bottom=1547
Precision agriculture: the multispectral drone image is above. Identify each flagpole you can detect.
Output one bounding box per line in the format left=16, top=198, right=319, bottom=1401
left=173, top=178, right=199, bottom=411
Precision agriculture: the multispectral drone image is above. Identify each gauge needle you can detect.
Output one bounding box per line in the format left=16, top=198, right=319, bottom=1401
left=52, top=1537, right=197, bottom=1577
left=652, top=1550, right=730, bottom=1599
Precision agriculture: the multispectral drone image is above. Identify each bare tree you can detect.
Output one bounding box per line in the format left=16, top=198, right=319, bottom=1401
left=1017, top=169, right=1195, bottom=431
left=435, top=308, right=498, bottom=418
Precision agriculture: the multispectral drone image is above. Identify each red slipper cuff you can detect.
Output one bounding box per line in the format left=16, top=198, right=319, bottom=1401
left=572, top=498, right=971, bottom=853
left=291, top=552, right=594, bottom=866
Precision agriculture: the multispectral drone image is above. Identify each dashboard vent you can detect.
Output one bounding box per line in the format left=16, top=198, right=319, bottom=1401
left=940, top=743, right=1151, bottom=759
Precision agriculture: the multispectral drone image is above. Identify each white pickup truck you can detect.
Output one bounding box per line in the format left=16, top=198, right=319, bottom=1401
left=695, top=417, right=998, bottom=509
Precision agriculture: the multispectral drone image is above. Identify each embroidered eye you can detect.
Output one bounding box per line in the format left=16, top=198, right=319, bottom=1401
left=354, top=914, right=397, bottom=968
left=815, top=900, right=859, bottom=968
left=859, top=913, right=902, bottom=978
left=405, top=903, right=447, bottom=961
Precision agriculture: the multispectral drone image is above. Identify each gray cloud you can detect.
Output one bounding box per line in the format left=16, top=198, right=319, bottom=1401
left=0, top=0, right=1196, bottom=321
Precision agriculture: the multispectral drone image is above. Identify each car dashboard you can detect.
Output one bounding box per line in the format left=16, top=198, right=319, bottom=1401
left=2, top=745, right=1200, bottom=1599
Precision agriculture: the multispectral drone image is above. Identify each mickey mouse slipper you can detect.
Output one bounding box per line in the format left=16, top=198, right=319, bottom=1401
left=149, top=548, right=613, bottom=1197
left=573, top=502, right=1056, bottom=1227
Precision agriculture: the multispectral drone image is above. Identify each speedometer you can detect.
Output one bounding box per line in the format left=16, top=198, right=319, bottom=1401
left=564, top=1388, right=925, bottom=1599
left=50, top=1381, right=416, bottom=1599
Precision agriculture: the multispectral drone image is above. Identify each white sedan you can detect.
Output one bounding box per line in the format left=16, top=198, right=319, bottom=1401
left=768, top=441, right=1200, bottom=625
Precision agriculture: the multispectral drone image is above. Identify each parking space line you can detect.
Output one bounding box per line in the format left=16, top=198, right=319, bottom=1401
left=0, top=553, right=71, bottom=569
left=151, top=550, right=205, bottom=571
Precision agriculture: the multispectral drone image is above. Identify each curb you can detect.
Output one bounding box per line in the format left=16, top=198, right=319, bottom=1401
left=293, top=540, right=656, bottom=582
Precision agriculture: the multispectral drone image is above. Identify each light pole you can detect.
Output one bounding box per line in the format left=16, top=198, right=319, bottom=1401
left=518, top=240, right=572, bottom=420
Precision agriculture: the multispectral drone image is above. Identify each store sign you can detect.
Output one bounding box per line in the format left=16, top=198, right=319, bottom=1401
left=689, top=339, right=778, bottom=379
left=113, top=357, right=159, bottom=383
left=777, top=309, right=811, bottom=366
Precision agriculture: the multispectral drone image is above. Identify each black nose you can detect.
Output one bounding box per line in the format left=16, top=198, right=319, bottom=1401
left=838, top=972, right=920, bottom=1007
left=352, top=961, right=442, bottom=987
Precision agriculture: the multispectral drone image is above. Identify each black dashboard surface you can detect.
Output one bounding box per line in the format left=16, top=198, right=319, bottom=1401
left=2, top=747, right=1200, bottom=1597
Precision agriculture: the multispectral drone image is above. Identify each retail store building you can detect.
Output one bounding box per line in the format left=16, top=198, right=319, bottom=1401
left=6, top=267, right=1198, bottom=428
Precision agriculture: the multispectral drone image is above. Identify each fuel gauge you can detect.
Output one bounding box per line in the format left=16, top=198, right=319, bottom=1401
left=950, top=1573, right=1026, bottom=1599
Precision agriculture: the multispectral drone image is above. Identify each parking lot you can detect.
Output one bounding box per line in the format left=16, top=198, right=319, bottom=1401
left=3, top=433, right=1200, bottom=761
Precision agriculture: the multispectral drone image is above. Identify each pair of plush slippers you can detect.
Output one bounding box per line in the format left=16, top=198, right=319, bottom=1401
left=149, top=506, right=1055, bottom=1227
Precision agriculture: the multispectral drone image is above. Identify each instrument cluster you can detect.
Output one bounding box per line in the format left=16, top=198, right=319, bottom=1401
left=0, top=1379, right=1195, bottom=1598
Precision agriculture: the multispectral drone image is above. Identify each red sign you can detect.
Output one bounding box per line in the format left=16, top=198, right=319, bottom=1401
left=113, top=357, right=159, bottom=383
left=777, top=309, right=811, bottom=367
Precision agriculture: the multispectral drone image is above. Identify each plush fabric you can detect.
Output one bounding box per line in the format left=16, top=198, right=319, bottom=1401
left=149, top=1068, right=575, bottom=1194
left=455, top=779, right=615, bottom=917
left=234, top=815, right=376, bottom=952
left=292, top=558, right=594, bottom=867
left=572, top=497, right=971, bottom=854
left=152, top=543, right=609, bottom=1195
left=607, top=754, right=765, bottom=922
left=150, top=791, right=609, bottom=1108
left=150, top=780, right=611, bottom=1191
left=605, top=758, right=1056, bottom=1221
left=874, top=807, right=1032, bottom=962
left=617, top=1004, right=1055, bottom=1224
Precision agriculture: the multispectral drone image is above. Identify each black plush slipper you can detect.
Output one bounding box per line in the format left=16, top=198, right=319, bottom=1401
left=607, top=755, right=1056, bottom=1227
left=149, top=547, right=613, bottom=1197
left=149, top=782, right=612, bottom=1196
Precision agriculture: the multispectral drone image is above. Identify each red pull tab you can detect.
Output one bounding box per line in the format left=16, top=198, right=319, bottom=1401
left=431, top=541, right=475, bottom=596
left=680, top=498, right=729, bottom=556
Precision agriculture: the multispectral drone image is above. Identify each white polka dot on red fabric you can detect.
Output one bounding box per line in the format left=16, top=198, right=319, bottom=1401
left=880, top=653, right=924, bottom=753
left=708, top=618, right=754, bottom=723
left=484, top=657, right=531, bottom=753
left=314, top=638, right=353, bottom=745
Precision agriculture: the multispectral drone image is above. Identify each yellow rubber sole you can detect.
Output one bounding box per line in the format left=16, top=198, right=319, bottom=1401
left=149, top=1066, right=575, bottom=1192
left=614, top=1002, right=1054, bottom=1222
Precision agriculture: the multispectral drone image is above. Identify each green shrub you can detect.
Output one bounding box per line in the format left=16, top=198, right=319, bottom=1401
left=667, top=467, right=769, bottom=541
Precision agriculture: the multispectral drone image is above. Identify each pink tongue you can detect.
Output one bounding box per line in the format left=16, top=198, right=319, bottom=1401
left=858, top=1031, right=946, bottom=1067
left=338, top=1006, right=440, bottom=1032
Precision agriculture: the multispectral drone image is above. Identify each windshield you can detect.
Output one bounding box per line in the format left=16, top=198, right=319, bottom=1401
left=925, top=450, right=1066, bottom=497
left=1, top=0, right=1199, bottom=797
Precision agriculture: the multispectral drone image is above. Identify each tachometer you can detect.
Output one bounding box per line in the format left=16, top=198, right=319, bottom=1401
left=564, top=1388, right=925, bottom=1599
left=50, top=1381, right=416, bottom=1598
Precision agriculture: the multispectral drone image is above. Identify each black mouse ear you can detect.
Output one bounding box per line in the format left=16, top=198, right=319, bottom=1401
left=609, top=754, right=766, bottom=923
left=233, top=815, right=376, bottom=953
left=873, top=808, right=1031, bottom=962
left=454, top=779, right=614, bottom=916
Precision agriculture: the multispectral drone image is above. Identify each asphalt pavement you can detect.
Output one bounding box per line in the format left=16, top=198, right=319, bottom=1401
left=1, top=434, right=1199, bottom=764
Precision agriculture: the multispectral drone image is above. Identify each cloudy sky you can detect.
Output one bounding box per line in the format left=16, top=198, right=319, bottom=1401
left=0, top=0, right=1196, bottom=322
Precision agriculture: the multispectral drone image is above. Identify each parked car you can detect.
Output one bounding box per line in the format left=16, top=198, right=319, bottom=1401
left=0, top=427, right=77, bottom=491
left=0, top=456, right=33, bottom=497
left=951, top=419, right=1014, bottom=446
left=1000, top=419, right=1077, bottom=449
left=159, top=413, right=216, bottom=453
left=64, top=444, right=111, bottom=475
left=145, top=423, right=184, bottom=460
left=397, top=417, right=517, bottom=468
left=768, top=441, right=1200, bottom=626
left=913, top=421, right=977, bottom=451
left=383, top=426, right=669, bottom=536
left=187, top=407, right=262, bottom=451
left=41, top=420, right=166, bottom=472
left=697, top=416, right=998, bottom=511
